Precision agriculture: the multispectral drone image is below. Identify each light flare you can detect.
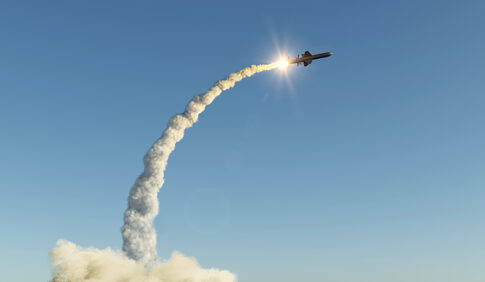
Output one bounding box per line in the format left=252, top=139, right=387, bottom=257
left=277, top=58, right=289, bottom=69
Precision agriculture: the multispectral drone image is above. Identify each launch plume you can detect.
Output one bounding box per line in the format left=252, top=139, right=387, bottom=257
left=122, top=63, right=277, bottom=264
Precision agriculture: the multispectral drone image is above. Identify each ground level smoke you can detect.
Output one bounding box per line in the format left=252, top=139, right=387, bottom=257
left=50, top=240, right=236, bottom=282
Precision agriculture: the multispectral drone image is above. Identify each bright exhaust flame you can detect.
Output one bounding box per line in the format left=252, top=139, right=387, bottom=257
left=277, top=58, right=289, bottom=69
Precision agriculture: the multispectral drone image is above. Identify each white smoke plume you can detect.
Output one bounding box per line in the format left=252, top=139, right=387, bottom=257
left=50, top=240, right=236, bottom=282
left=122, top=63, right=277, bottom=264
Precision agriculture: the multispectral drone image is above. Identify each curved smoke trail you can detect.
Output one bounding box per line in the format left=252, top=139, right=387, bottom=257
left=122, top=63, right=277, bottom=264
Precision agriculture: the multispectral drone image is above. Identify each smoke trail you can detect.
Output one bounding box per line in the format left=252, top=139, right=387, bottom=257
left=122, top=63, right=277, bottom=264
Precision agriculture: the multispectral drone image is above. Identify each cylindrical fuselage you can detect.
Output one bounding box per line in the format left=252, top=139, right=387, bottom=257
left=311, top=52, right=333, bottom=60
left=289, top=52, right=333, bottom=64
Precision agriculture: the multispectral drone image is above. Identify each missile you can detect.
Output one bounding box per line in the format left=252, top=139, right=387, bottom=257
left=288, top=50, right=333, bottom=67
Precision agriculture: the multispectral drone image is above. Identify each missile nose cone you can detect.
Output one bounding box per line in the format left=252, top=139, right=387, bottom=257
left=329, top=52, right=333, bottom=56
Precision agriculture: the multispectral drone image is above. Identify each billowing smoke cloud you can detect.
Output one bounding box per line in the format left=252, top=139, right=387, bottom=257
left=50, top=240, right=236, bottom=282
left=122, top=63, right=277, bottom=264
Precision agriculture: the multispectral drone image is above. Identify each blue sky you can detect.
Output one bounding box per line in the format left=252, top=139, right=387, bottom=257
left=1, top=0, right=484, bottom=281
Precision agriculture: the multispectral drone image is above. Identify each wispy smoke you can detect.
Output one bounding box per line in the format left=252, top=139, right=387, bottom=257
left=122, top=63, right=277, bottom=264
left=50, top=240, right=236, bottom=282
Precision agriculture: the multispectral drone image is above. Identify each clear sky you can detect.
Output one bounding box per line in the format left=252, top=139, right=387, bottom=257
left=1, top=0, right=484, bottom=281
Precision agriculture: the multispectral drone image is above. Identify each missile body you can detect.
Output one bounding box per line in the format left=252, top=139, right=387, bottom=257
left=289, top=51, right=333, bottom=67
